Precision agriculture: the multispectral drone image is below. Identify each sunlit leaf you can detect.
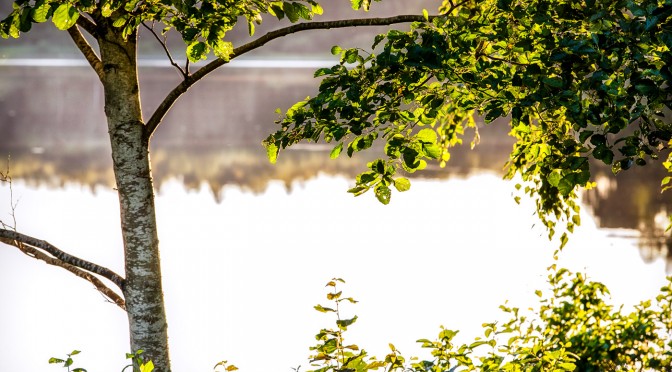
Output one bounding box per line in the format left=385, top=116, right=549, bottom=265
left=393, top=177, right=411, bottom=192
left=52, top=3, right=79, bottom=30
left=330, top=143, right=343, bottom=159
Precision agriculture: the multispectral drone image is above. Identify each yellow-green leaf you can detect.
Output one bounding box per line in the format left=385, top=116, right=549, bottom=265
left=393, top=177, right=411, bottom=192
left=52, top=4, right=79, bottom=30
left=31, top=3, right=51, bottom=23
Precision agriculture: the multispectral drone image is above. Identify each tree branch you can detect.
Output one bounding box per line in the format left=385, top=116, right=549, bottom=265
left=67, top=25, right=104, bottom=81
left=2, top=238, right=126, bottom=310
left=0, top=229, right=125, bottom=291
left=144, top=14, right=432, bottom=139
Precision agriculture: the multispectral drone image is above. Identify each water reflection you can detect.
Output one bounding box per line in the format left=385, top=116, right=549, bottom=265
left=2, top=141, right=671, bottom=271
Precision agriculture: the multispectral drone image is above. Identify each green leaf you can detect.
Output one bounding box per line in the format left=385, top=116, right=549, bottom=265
left=542, top=76, right=563, bottom=88
left=283, top=2, right=299, bottom=22
left=212, top=41, right=233, bottom=61
left=374, top=184, right=391, bottom=204
left=314, top=304, right=335, bottom=313
left=558, top=362, right=576, bottom=371
left=265, top=142, right=279, bottom=164
left=579, top=130, right=593, bottom=144
left=417, top=128, right=437, bottom=144
left=139, top=360, right=154, bottom=372
left=19, top=7, right=32, bottom=32
left=52, top=4, right=79, bottom=30
left=572, top=215, right=581, bottom=226
left=548, top=171, right=562, bottom=187
left=330, top=143, right=344, bottom=159
left=326, top=291, right=342, bottom=300
left=560, top=232, right=569, bottom=249
left=336, top=315, right=358, bottom=329
left=292, top=3, right=311, bottom=20
left=423, top=143, right=441, bottom=159
left=557, top=177, right=574, bottom=196
left=186, top=41, right=207, bottom=62
left=330, top=45, right=342, bottom=55
left=351, top=0, right=365, bottom=10
left=112, top=16, right=128, bottom=28
left=343, top=49, right=358, bottom=64
left=393, top=177, right=411, bottom=192
left=48, top=358, right=65, bottom=364
left=31, top=2, right=51, bottom=23
left=311, top=3, right=323, bottom=15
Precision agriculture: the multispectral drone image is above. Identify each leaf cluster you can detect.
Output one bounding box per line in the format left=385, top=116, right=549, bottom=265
left=265, top=0, right=672, bottom=239
left=49, top=349, right=156, bottom=372
left=0, top=0, right=326, bottom=62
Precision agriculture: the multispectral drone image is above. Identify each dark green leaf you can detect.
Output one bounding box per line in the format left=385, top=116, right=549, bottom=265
left=186, top=41, right=207, bottom=62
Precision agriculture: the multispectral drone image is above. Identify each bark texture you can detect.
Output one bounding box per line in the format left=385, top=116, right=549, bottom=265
left=98, top=26, right=171, bottom=371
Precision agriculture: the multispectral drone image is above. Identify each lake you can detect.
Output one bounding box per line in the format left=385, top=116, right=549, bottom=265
left=0, top=64, right=670, bottom=372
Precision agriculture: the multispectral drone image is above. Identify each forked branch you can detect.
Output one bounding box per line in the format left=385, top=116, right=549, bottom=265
left=144, top=14, right=434, bottom=139
left=0, top=229, right=125, bottom=291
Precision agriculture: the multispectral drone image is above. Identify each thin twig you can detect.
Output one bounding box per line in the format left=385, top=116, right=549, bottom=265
left=141, top=22, right=187, bottom=78
left=0, top=156, right=17, bottom=230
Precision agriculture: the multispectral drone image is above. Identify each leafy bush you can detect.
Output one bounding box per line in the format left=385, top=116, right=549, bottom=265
left=306, top=267, right=672, bottom=372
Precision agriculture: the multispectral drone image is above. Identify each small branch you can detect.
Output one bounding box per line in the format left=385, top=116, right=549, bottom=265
left=141, top=22, right=187, bottom=78
left=67, top=25, right=104, bottom=81
left=144, top=14, right=434, bottom=139
left=0, top=229, right=125, bottom=291
left=0, top=157, right=17, bottom=230
left=4, top=239, right=125, bottom=310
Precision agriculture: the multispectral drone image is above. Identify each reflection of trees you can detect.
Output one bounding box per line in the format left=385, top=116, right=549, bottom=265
left=583, top=161, right=672, bottom=271
left=1, top=140, right=509, bottom=196
left=3, top=137, right=672, bottom=270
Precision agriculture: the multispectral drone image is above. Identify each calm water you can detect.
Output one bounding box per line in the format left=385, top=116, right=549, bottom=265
left=0, top=65, right=670, bottom=371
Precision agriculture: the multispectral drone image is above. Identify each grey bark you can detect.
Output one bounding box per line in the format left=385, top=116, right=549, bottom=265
left=97, top=26, right=171, bottom=372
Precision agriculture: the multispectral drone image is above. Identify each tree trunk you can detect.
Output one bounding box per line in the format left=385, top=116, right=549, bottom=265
left=98, top=28, right=171, bottom=371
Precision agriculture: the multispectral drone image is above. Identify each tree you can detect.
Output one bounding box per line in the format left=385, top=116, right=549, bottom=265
left=0, top=1, right=432, bottom=371
left=1, top=0, right=671, bottom=370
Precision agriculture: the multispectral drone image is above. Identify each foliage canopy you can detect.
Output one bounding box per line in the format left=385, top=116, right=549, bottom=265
left=265, top=0, right=672, bottom=245
left=0, top=0, right=372, bottom=61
